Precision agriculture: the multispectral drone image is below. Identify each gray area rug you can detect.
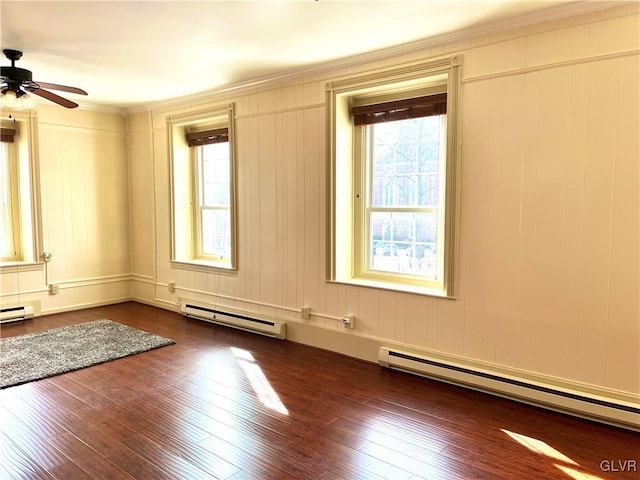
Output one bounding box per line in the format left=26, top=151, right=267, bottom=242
left=0, top=319, right=174, bottom=389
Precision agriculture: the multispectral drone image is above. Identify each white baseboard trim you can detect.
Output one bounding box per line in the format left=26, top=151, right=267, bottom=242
left=379, top=347, right=639, bottom=431
left=131, top=295, right=640, bottom=431
left=276, top=319, right=640, bottom=431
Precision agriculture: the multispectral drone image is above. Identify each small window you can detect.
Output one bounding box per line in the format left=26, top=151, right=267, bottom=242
left=0, top=112, right=42, bottom=266
left=168, top=104, right=237, bottom=271
left=327, top=55, right=461, bottom=297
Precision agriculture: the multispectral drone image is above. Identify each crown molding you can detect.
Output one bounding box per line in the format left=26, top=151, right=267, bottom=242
left=77, top=101, right=126, bottom=116
left=125, top=0, right=634, bottom=115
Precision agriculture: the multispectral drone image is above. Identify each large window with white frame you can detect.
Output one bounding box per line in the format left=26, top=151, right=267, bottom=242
left=168, top=104, right=237, bottom=271
left=327, top=55, right=461, bottom=297
left=0, top=112, right=41, bottom=266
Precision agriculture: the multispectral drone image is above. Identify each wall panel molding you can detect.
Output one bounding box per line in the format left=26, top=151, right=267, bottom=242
left=464, top=49, right=639, bottom=84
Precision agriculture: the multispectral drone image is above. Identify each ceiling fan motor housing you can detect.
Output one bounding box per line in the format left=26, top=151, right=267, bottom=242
left=1, top=66, right=33, bottom=83
left=2, top=49, right=33, bottom=96
left=1, top=49, right=33, bottom=83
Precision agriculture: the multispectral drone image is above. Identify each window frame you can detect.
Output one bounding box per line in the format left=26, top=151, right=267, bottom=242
left=0, top=110, right=43, bottom=268
left=192, top=139, right=232, bottom=262
left=354, top=112, right=448, bottom=288
left=326, top=55, right=462, bottom=298
left=167, top=104, right=238, bottom=272
left=0, top=140, right=22, bottom=261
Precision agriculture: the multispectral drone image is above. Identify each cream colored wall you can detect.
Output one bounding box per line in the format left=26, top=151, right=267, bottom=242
left=129, top=5, right=639, bottom=396
left=0, top=104, right=131, bottom=314
left=128, top=112, right=155, bottom=287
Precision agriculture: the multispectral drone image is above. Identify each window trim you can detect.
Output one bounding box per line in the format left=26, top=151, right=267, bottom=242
left=192, top=140, right=232, bottom=262
left=326, top=55, right=462, bottom=298
left=353, top=114, right=448, bottom=289
left=167, top=103, right=238, bottom=272
left=0, top=110, right=43, bottom=268
left=1, top=141, right=22, bottom=261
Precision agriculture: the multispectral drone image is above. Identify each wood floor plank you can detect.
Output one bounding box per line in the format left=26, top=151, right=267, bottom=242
left=182, top=409, right=292, bottom=449
left=1, top=301, right=638, bottom=480
left=0, top=431, right=57, bottom=480
left=120, top=433, right=221, bottom=480
left=47, top=374, right=114, bottom=410
left=0, top=396, right=69, bottom=440
left=197, top=433, right=301, bottom=480
left=47, top=431, right=135, bottom=480
left=439, top=443, right=568, bottom=480
left=80, top=423, right=193, bottom=480
left=47, top=460, right=96, bottom=480
left=0, top=406, right=68, bottom=471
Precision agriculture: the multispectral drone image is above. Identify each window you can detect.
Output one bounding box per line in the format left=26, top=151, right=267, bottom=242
left=0, top=112, right=41, bottom=266
left=168, top=104, right=237, bottom=271
left=1, top=136, right=20, bottom=260
left=355, top=94, right=447, bottom=284
left=327, top=55, right=461, bottom=297
left=190, top=129, right=232, bottom=262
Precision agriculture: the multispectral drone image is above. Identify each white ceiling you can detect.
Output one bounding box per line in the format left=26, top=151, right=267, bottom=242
left=0, top=0, right=603, bottom=109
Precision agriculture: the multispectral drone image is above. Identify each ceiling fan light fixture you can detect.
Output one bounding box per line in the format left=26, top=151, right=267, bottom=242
left=18, top=91, right=37, bottom=109
left=0, top=88, right=37, bottom=110
left=0, top=89, right=18, bottom=108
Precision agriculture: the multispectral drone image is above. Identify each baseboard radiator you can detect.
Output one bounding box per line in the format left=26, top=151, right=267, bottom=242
left=180, top=301, right=286, bottom=339
left=379, top=347, right=640, bottom=431
left=0, top=305, right=34, bottom=324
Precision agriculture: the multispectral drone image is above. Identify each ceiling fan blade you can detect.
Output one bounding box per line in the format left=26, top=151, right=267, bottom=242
left=33, top=81, right=87, bottom=95
left=31, top=88, right=79, bottom=108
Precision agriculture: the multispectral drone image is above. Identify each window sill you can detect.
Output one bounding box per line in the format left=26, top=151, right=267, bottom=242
left=0, top=262, right=45, bottom=272
left=171, top=260, right=237, bottom=275
left=328, top=277, right=455, bottom=299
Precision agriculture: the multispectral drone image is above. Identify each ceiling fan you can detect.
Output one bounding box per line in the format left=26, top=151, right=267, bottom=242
left=0, top=49, right=87, bottom=109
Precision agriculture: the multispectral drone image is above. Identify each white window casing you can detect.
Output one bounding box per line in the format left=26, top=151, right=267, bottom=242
left=0, top=110, right=43, bottom=267
left=326, top=55, right=462, bottom=298
left=167, top=103, right=238, bottom=272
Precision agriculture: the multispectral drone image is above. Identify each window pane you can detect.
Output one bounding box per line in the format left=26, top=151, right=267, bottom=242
left=0, top=144, right=14, bottom=258
left=370, top=211, right=438, bottom=278
left=0, top=145, right=7, bottom=206
left=370, top=116, right=443, bottom=208
left=0, top=154, right=8, bottom=256
left=202, top=142, right=230, bottom=207
left=201, top=208, right=231, bottom=258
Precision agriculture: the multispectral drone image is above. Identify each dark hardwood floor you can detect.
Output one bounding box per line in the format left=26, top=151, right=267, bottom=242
left=0, top=302, right=637, bottom=480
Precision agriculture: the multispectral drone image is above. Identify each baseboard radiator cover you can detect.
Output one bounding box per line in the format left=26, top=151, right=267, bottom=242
left=179, top=301, right=286, bottom=339
left=0, top=305, right=34, bottom=324
left=379, top=347, right=640, bottom=431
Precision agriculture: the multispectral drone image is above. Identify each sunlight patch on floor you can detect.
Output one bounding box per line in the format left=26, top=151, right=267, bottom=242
left=502, top=429, right=606, bottom=480
left=231, top=347, right=288, bottom=415
left=502, top=429, right=578, bottom=465
left=230, top=347, right=254, bottom=362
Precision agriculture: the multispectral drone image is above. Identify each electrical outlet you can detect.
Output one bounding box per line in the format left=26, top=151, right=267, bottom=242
left=48, top=284, right=59, bottom=295
left=301, top=306, right=311, bottom=320
left=168, top=281, right=176, bottom=293
left=341, top=315, right=354, bottom=329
